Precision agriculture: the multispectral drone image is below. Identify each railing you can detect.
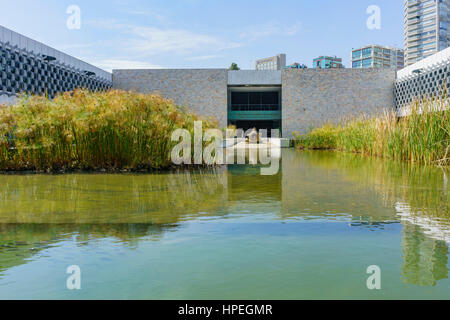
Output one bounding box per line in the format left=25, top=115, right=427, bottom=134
left=231, top=104, right=280, bottom=111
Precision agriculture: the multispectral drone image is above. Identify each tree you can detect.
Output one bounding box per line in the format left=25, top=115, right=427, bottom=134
left=229, top=63, right=240, bottom=70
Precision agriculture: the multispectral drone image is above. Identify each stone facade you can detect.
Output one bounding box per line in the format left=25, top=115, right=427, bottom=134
left=113, top=68, right=396, bottom=139
left=228, top=70, right=281, bottom=86
left=113, top=69, right=228, bottom=127
left=282, top=68, right=396, bottom=137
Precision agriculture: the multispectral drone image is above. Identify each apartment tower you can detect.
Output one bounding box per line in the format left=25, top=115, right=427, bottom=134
left=404, top=0, right=450, bottom=66
left=351, top=45, right=405, bottom=70
left=255, top=54, right=287, bottom=70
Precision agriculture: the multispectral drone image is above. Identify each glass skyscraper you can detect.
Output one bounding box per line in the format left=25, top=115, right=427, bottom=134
left=351, top=45, right=405, bottom=70
left=404, top=0, right=450, bottom=66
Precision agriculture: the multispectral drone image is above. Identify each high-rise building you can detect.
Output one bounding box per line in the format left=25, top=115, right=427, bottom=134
left=351, top=45, right=405, bottom=70
left=313, top=56, right=343, bottom=69
left=404, top=0, right=450, bottom=66
left=255, top=54, right=286, bottom=70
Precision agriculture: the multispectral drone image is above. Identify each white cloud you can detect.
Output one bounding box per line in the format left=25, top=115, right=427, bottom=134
left=125, top=10, right=167, bottom=24
left=240, top=22, right=302, bottom=40
left=127, top=26, right=239, bottom=54
left=90, top=59, right=165, bottom=72
left=87, top=19, right=241, bottom=56
left=86, top=18, right=125, bottom=31
left=186, top=55, right=223, bottom=61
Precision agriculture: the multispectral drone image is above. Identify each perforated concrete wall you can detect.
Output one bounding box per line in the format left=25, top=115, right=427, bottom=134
left=395, top=62, right=450, bottom=110
left=0, top=25, right=112, bottom=100
left=0, top=41, right=112, bottom=99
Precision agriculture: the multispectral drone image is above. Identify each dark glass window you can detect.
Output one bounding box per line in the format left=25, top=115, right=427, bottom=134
left=249, top=92, right=260, bottom=104
left=231, top=91, right=279, bottom=111
left=231, top=92, right=248, bottom=104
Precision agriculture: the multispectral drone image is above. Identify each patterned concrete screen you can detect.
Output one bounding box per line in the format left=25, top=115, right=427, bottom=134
left=0, top=39, right=112, bottom=99
left=395, top=46, right=450, bottom=113
left=395, top=61, right=450, bottom=112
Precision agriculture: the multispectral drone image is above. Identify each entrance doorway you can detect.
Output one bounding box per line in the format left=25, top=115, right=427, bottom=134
left=228, top=87, right=282, bottom=137
left=229, top=120, right=281, bottom=137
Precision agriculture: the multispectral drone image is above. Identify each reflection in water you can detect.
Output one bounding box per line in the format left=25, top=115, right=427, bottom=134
left=290, top=151, right=449, bottom=219
left=396, top=202, right=450, bottom=245
left=396, top=202, right=449, bottom=286
left=0, top=223, right=174, bottom=276
left=401, top=221, right=448, bottom=287
left=0, top=168, right=228, bottom=224
left=280, top=150, right=400, bottom=221
left=227, top=164, right=282, bottom=202
left=296, top=151, right=449, bottom=287
left=0, top=150, right=449, bottom=297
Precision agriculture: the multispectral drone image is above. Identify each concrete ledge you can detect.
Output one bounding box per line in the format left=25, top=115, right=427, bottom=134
left=223, top=138, right=291, bottom=148
left=228, top=70, right=282, bottom=86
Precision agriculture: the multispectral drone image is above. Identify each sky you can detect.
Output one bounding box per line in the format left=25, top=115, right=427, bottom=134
left=0, top=0, right=404, bottom=71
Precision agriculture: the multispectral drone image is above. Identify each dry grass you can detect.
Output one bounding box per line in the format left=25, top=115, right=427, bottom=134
left=0, top=89, right=218, bottom=171
left=294, top=96, right=450, bottom=166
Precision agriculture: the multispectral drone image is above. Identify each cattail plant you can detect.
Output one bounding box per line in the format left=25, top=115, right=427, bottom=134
left=294, top=93, right=449, bottom=166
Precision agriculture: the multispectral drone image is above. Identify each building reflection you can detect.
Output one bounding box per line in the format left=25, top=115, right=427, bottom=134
left=285, top=150, right=449, bottom=287
left=0, top=149, right=448, bottom=290
left=396, top=202, right=449, bottom=286
left=227, top=164, right=282, bottom=202
left=0, top=223, right=176, bottom=276
left=401, top=222, right=448, bottom=286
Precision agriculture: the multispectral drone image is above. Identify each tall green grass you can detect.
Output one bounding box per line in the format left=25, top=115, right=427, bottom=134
left=293, top=97, right=450, bottom=166
left=0, top=89, right=218, bottom=171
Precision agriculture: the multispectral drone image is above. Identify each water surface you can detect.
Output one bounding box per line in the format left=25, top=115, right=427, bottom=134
left=0, top=150, right=449, bottom=299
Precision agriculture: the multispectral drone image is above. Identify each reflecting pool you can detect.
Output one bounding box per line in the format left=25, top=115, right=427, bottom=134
left=0, top=150, right=448, bottom=299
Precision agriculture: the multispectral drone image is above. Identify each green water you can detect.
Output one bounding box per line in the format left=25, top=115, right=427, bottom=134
left=0, top=150, right=448, bottom=299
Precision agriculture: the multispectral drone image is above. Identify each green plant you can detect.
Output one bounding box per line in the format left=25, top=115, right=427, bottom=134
left=293, top=97, right=449, bottom=166
left=229, top=63, right=240, bottom=70
left=0, top=89, right=218, bottom=171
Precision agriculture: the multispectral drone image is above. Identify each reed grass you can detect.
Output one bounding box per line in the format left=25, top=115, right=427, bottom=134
left=0, top=89, right=218, bottom=171
left=293, top=96, right=450, bottom=166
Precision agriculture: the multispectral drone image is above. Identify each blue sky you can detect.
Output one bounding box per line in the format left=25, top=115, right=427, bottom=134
left=0, top=0, right=404, bottom=71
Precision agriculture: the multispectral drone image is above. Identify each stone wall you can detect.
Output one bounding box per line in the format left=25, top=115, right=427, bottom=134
left=113, top=68, right=396, bottom=139
left=228, top=70, right=281, bottom=86
left=282, top=68, right=396, bottom=138
left=113, top=69, right=228, bottom=127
